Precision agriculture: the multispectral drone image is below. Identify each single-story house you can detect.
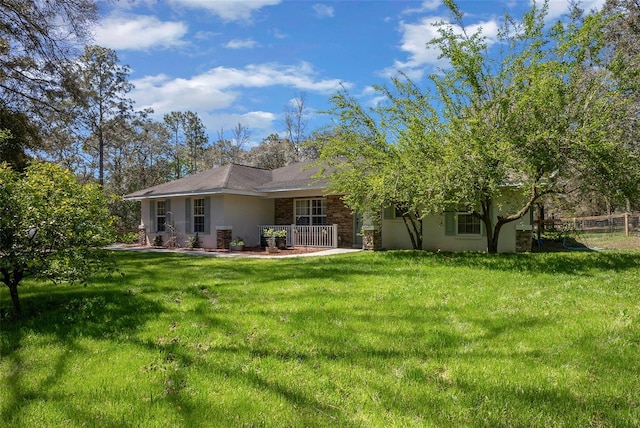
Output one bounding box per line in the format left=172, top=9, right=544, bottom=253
left=124, top=161, right=533, bottom=253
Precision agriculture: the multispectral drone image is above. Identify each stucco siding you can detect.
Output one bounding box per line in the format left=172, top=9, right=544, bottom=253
left=381, top=191, right=533, bottom=253
left=222, top=194, right=274, bottom=247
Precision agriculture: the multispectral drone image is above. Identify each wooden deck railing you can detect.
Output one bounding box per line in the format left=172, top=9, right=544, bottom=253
left=258, top=224, right=338, bottom=248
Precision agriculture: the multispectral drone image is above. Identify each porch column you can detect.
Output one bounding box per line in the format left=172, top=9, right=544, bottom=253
left=138, top=222, right=147, bottom=246
left=362, top=225, right=382, bottom=251
left=216, top=226, right=232, bottom=250
left=515, top=225, right=532, bottom=253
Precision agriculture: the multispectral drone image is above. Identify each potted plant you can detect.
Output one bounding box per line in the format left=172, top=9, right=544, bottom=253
left=262, top=228, right=282, bottom=253
left=230, top=237, right=244, bottom=251
left=274, top=229, right=287, bottom=249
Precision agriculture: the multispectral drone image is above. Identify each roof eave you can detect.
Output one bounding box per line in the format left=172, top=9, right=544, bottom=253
left=124, top=188, right=264, bottom=201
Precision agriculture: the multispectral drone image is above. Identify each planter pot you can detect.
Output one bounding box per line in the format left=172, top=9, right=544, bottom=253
left=266, top=246, right=279, bottom=254
left=275, top=236, right=286, bottom=249
left=230, top=245, right=244, bottom=251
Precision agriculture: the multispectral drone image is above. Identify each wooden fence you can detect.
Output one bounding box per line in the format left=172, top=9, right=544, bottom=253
left=541, top=213, right=640, bottom=236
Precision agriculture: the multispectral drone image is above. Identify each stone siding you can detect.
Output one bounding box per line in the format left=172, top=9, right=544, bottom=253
left=216, top=229, right=232, bottom=249
left=516, top=229, right=532, bottom=253
left=362, top=227, right=382, bottom=250
left=274, top=198, right=293, bottom=225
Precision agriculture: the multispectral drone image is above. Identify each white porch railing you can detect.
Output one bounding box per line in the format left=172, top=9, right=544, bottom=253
left=258, top=224, right=338, bottom=248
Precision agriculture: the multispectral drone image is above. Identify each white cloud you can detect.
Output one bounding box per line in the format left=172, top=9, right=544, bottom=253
left=94, top=14, right=188, bottom=51
left=168, top=0, right=282, bottom=22
left=313, top=4, right=335, bottom=19
left=194, top=31, right=220, bottom=41
left=130, top=62, right=347, bottom=130
left=385, top=16, right=499, bottom=79
left=403, top=0, right=442, bottom=14
left=271, top=28, right=288, bottom=39
left=536, top=0, right=606, bottom=20
left=361, top=86, right=388, bottom=108
left=225, top=38, right=259, bottom=49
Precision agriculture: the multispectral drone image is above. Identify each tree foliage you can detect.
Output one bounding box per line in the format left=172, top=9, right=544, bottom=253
left=284, top=92, right=310, bottom=160
left=65, top=45, right=135, bottom=185
left=163, top=111, right=209, bottom=177
left=0, top=104, right=42, bottom=171
left=246, top=133, right=296, bottom=170
left=0, top=0, right=98, bottom=115
left=0, top=162, right=117, bottom=319
left=318, top=0, right=640, bottom=252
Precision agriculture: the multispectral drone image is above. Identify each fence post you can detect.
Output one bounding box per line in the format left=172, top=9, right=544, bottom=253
left=332, top=224, right=338, bottom=248
left=625, top=213, right=630, bottom=237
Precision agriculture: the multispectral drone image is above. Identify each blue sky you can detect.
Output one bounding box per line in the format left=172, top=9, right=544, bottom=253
left=92, top=0, right=606, bottom=145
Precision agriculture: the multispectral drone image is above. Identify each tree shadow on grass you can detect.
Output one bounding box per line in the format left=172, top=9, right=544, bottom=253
left=111, top=249, right=640, bottom=291
left=108, top=250, right=389, bottom=289
left=382, top=249, right=640, bottom=275
left=0, top=284, right=165, bottom=425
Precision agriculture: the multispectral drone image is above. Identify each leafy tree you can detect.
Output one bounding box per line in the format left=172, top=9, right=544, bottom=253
left=427, top=0, right=638, bottom=252
left=67, top=45, right=134, bottom=185
left=319, top=0, right=640, bottom=253
left=602, top=0, right=640, bottom=211
left=317, top=80, right=434, bottom=249
left=163, top=111, right=209, bottom=176
left=183, top=111, right=209, bottom=175
left=284, top=92, right=310, bottom=160
left=246, top=133, right=296, bottom=170
left=163, top=111, right=186, bottom=178
left=209, top=123, right=250, bottom=166
left=0, top=0, right=98, bottom=113
left=0, top=162, right=117, bottom=319
left=603, top=0, right=640, bottom=68
left=105, top=110, right=173, bottom=231
left=0, top=104, right=42, bottom=171
left=124, top=111, right=173, bottom=191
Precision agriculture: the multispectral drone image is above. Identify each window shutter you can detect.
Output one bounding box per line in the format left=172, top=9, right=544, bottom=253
left=149, top=201, right=156, bottom=232
left=444, top=211, right=456, bottom=236
left=383, top=206, right=396, bottom=220
left=185, top=198, right=191, bottom=233
left=204, top=197, right=211, bottom=234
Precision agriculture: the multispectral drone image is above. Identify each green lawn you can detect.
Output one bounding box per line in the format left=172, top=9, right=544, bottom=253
left=1, top=250, right=639, bottom=427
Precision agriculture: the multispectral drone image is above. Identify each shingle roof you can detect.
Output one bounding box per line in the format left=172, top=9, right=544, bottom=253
left=124, top=161, right=327, bottom=200
left=256, top=161, right=328, bottom=192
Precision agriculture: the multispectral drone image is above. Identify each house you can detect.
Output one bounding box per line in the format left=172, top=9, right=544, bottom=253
left=124, top=161, right=533, bottom=253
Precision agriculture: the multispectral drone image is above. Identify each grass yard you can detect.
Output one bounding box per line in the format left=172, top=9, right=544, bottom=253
left=1, top=250, right=639, bottom=427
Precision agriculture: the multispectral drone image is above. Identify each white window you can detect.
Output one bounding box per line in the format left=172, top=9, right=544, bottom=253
left=156, top=201, right=166, bottom=232
left=193, top=198, right=205, bottom=233
left=295, top=199, right=327, bottom=225
left=445, top=208, right=482, bottom=236
left=457, top=212, right=481, bottom=235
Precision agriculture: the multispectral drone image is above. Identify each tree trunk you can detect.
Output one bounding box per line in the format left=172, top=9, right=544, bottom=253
left=401, top=214, right=423, bottom=250
left=2, top=268, right=23, bottom=319
left=98, top=125, right=104, bottom=186
left=8, top=282, right=22, bottom=320
left=488, top=224, right=501, bottom=254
